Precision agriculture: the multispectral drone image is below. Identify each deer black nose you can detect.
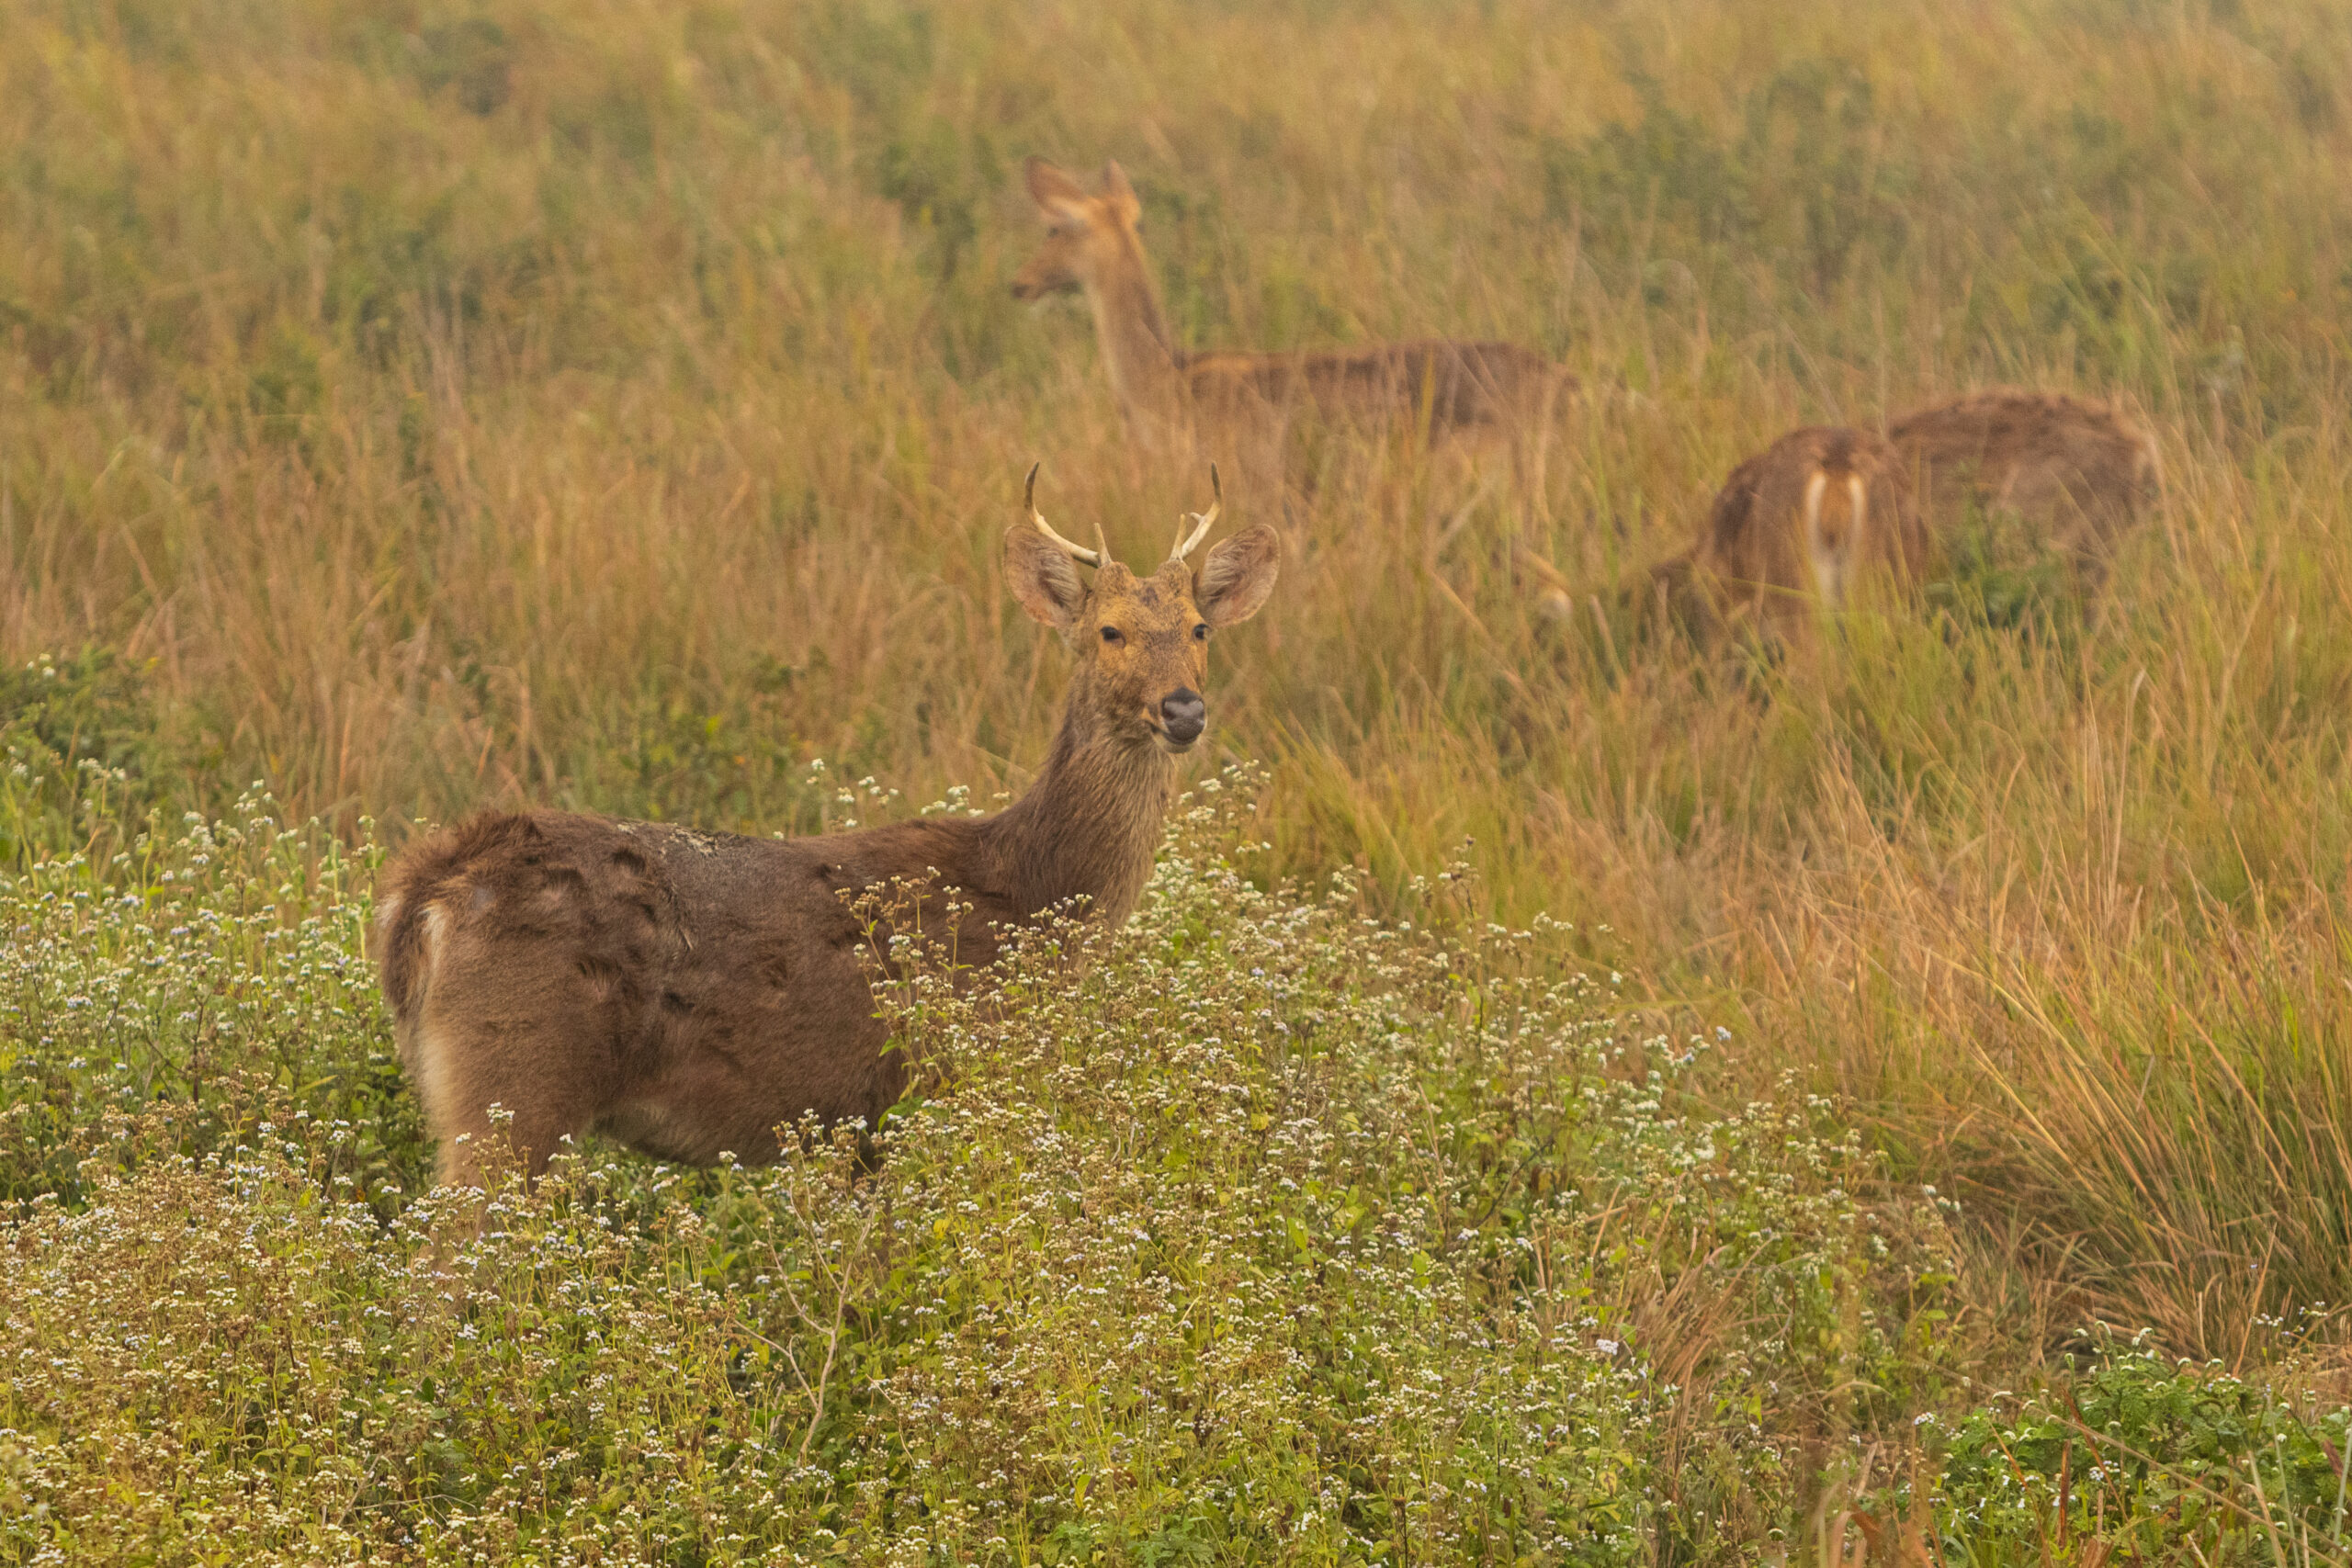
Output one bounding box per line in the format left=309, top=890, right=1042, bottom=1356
left=1160, top=688, right=1205, bottom=745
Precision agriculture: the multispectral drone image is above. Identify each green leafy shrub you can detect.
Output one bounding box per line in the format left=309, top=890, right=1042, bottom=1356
left=1932, top=1331, right=2352, bottom=1564
left=0, top=649, right=190, bottom=869
left=1543, top=59, right=1916, bottom=305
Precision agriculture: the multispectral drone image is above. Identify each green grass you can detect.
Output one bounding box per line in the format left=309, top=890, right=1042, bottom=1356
left=6, top=0, right=2352, bottom=1557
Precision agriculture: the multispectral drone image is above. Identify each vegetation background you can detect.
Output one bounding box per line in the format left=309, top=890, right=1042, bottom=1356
left=4, top=0, right=2352, bottom=1560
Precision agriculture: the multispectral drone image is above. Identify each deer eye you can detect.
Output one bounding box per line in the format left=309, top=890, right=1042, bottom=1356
left=1193, top=623, right=1209, bottom=641
left=1100, top=626, right=1124, bottom=646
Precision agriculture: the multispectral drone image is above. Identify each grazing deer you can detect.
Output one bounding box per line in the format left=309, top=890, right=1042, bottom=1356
left=1672, top=425, right=1928, bottom=639
left=1888, top=389, right=2160, bottom=592
left=1012, top=157, right=1571, bottom=502
left=375, top=469, right=1280, bottom=1189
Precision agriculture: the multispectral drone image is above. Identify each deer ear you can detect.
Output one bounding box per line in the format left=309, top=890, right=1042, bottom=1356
left=1194, top=525, right=1280, bottom=628
left=1101, top=159, right=1142, bottom=224
left=1025, top=156, right=1091, bottom=216
left=1004, top=525, right=1089, bottom=630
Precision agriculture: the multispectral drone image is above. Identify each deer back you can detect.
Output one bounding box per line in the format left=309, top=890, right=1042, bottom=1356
left=1181, top=339, right=1569, bottom=435
left=377, top=810, right=1031, bottom=1172
left=1889, top=389, right=2159, bottom=561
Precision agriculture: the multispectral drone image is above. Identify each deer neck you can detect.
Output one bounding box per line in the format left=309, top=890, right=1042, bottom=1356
left=1083, top=235, right=1188, bottom=434
left=983, top=685, right=1176, bottom=927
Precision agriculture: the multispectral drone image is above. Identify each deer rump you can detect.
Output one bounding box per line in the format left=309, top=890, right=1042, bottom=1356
left=377, top=810, right=991, bottom=1174
left=1682, top=425, right=1928, bottom=635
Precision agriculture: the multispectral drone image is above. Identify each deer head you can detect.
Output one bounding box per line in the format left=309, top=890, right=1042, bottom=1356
left=1004, top=466, right=1279, bottom=754
left=1010, top=157, right=1145, bottom=301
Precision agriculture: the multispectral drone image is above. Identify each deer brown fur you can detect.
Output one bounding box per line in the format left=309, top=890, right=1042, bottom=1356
left=1887, top=389, right=2160, bottom=592
left=375, top=472, right=1280, bottom=1190
left=1012, top=157, right=1570, bottom=500
left=1671, top=425, right=1928, bottom=639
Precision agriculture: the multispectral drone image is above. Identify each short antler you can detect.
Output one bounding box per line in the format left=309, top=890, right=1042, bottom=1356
left=1024, top=462, right=1103, bottom=568
left=1170, top=463, right=1222, bottom=563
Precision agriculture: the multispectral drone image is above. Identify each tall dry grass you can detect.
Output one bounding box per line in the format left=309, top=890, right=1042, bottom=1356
left=5, top=0, right=2352, bottom=1357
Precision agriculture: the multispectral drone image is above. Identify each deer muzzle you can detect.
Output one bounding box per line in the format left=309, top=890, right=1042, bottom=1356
left=1159, top=688, right=1205, bottom=750
left=1009, top=267, right=1074, bottom=301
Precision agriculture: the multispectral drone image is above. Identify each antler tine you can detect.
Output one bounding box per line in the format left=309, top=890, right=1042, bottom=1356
left=1170, top=463, right=1222, bottom=563
left=1024, top=462, right=1102, bottom=568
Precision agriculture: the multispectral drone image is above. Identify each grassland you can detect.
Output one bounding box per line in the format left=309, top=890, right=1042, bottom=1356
left=5, top=0, right=2352, bottom=1560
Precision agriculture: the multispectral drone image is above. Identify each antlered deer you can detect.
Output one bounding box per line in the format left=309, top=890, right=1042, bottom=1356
left=1669, top=425, right=1928, bottom=639
left=1012, top=157, right=1571, bottom=502
left=375, top=469, right=1279, bottom=1189
left=1887, top=389, right=2159, bottom=593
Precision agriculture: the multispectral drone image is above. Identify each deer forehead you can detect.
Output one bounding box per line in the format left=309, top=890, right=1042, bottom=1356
left=1061, top=190, right=1129, bottom=229
left=1092, top=566, right=1201, bottom=633
left=1067, top=201, right=1144, bottom=257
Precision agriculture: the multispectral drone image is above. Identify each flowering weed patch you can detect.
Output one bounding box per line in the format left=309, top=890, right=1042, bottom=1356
left=0, top=754, right=2014, bottom=1563
left=1, top=704, right=420, bottom=1211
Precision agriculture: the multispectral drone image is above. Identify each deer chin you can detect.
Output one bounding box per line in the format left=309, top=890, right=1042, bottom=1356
left=1138, top=717, right=1201, bottom=755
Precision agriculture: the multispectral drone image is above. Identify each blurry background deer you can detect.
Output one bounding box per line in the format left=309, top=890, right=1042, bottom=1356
left=1652, top=424, right=1929, bottom=646
left=1012, top=156, right=1571, bottom=521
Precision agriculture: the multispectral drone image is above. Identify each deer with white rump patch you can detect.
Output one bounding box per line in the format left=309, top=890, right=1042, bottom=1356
left=375, top=469, right=1279, bottom=1189
left=1659, top=425, right=1929, bottom=641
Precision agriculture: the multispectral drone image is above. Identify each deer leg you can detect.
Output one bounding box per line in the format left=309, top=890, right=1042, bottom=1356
left=1515, top=376, right=1564, bottom=530
left=1430, top=466, right=1498, bottom=562
left=2049, top=495, right=2120, bottom=620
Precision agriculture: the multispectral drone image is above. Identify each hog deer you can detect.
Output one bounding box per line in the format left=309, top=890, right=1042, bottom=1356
left=375, top=469, right=1280, bottom=1190
left=1888, top=389, right=2159, bottom=592
left=1012, top=157, right=1571, bottom=504
left=1675, top=426, right=1928, bottom=640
